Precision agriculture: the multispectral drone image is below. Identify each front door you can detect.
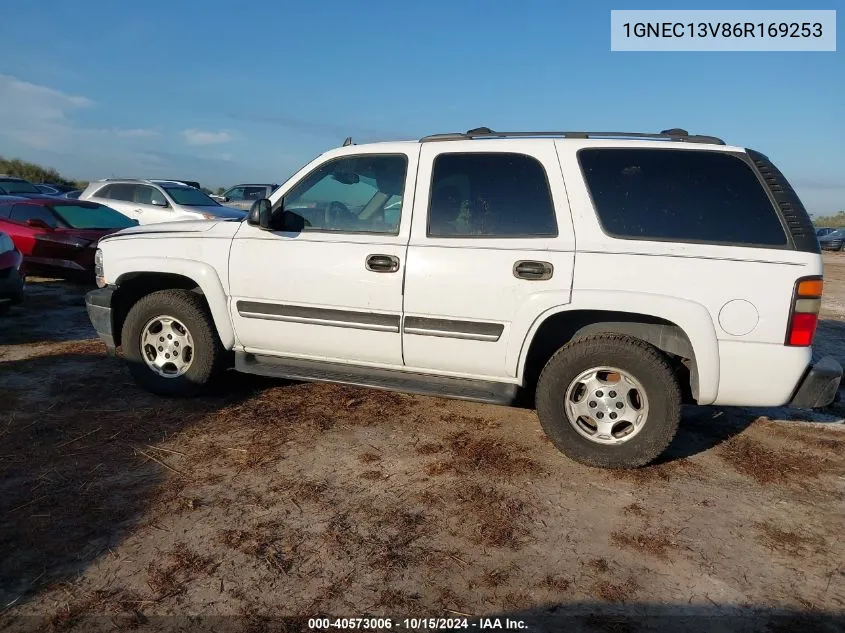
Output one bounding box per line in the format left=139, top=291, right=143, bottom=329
left=228, top=147, right=418, bottom=367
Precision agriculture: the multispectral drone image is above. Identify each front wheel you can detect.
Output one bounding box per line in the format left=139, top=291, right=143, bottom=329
left=121, top=289, right=225, bottom=397
left=535, top=334, right=681, bottom=469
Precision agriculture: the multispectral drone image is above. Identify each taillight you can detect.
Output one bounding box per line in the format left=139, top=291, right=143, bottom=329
left=785, top=276, right=822, bottom=347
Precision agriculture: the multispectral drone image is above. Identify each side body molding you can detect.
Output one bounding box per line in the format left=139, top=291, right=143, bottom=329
left=113, top=257, right=236, bottom=349
left=512, top=290, right=721, bottom=405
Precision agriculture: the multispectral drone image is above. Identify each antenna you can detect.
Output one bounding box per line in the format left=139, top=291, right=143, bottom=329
left=343, top=136, right=353, bottom=147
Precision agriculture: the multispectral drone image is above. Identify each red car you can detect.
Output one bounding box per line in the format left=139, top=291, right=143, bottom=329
left=0, top=197, right=137, bottom=279
left=0, top=230, right=25, bottom=314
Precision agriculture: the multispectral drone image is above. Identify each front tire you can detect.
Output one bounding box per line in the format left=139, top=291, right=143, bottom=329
left=121, top=289, right=225, bottom=397
left=535, top=334, right=681, bottom=469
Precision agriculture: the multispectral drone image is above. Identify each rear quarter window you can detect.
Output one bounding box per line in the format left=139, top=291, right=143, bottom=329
left=578, top=148, right=789, bottom=247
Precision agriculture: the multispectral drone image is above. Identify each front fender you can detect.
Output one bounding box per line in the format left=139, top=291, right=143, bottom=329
left=510, top=290, right=721, bottom=405
left=113, top=257, right=235, bottom=349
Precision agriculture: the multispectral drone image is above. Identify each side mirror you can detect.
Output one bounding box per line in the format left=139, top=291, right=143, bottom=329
left=247, top=198, right=273, bottom=229
left=26, top=218, right=52, bottom=229
left=150, top=198, right=168, bottom=207
left=221, top=196, right=229, bottom=202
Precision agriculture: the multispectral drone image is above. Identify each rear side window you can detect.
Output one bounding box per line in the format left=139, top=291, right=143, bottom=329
left=578, top=149, right=788, bottom=247
left=96, top=184, right=134, bottom=202
left=428, top=153, right=557, bottom=238
left=10, top=204, right=59, bottom=227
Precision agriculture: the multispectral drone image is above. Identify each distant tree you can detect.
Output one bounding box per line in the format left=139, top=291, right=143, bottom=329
left=216, top=187, right=225, bottom=195
left=201, top=187, right=213, bottom=195
left=0, top=156, right=76, bottom=187
left=813, top=211, right=845, bottom=228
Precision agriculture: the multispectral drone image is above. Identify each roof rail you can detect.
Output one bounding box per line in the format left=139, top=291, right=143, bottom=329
left=419, top=127, right=726, bottom=145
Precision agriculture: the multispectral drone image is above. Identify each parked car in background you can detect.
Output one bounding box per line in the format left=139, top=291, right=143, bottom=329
left=214, top=183, right=279, bottom=210
left=819, top=228, right=845, bottom=251
left=34, top=183, right=77, bottom=196
left=0, top=230, right=25, bottom=314
left=816, top=227, right=836, bottom=238
left=62, top=190, right=83, bottom=199
left=79, top=179, right=245, bottom=225
left=0, top=176, right=44, bottom=197
left=0, top=197, right=137, bottom=279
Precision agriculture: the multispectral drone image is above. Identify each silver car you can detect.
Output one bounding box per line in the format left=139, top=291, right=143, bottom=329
left=79, top=179, right=245, bottom=225
left=213, top=183, right=279, bottom=210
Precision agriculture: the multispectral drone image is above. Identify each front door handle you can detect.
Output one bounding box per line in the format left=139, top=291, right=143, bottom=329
left=366, top=254, right=400, bottom=273
left=513, top=260, right=553, bottom=280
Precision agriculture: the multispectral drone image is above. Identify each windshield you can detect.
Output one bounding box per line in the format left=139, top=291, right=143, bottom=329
left=163, top=186, right=220, bottom=207
left=1, top=180, right=41, bottom=194
left=50, top=203, right=137, bottom=229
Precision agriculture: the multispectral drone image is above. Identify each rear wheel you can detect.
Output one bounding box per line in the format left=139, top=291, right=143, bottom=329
left=121, top=289, right=225, bottom=397
left=535, top=334, right=681, bottom=469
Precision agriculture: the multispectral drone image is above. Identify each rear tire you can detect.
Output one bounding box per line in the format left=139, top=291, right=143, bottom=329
left=121, top=289, right=224, bottom=397
left=535, top=334, right=681, bottom=469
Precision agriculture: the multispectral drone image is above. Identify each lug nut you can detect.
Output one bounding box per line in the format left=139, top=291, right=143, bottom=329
left=609, top=391, right=617, bottom=398
left=610, top=412, right=617, bottom=419
left=158, top=346, right=163, bottom=351
left=159, top=337, right=164, bottom=342
left=589, top=401, right=597, bottom=408
left=616, top=402, right=624, bottom=409
left=167, top=334, right=172, bottom=340
left=165, top=353, right=170, bottom=359
left=596, top=412, right=604, bottom=419
left=596, top=390, right=604, bottom=397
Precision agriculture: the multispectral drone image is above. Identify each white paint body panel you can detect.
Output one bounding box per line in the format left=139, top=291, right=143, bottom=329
left=94, top=137, right=825, bottom=408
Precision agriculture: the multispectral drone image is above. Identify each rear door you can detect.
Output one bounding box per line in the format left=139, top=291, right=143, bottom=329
left=402, top=140, right=576, bottom=380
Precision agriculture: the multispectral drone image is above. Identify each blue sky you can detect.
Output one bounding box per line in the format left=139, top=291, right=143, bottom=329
left=0, top=0, right=842, bottom=213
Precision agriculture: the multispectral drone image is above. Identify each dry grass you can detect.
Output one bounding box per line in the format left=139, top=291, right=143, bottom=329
left=756, top=521, right=826, bottom=556
left=592, top=578, right=639, bottom=603
left=424, top=430, right=544, bottom=477
left=622, top=502, right=647, bottom=517
left=610, top=529, right=677, bottom=559
left=718, top=436, right=833, bottom=484
left=357, top=451, right=381, bottom=463
left=588, top=557, right=611, bottom=573
left=541, top=573, right=572, bottom=593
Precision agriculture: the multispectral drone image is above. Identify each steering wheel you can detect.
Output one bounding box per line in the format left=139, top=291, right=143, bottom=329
left=325, top=200, right=355, bottom=227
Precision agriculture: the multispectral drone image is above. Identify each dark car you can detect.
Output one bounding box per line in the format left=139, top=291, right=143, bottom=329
left=62, top=190, right=83, bottom=199
left=816, top=227, right=836, bottom=238
left=0, top=176, right=44, bottom=197
left=34, top=183, right=77, bottom=196
left=0, top=230, right=25, bottom=314
left=819, top=228, right=845, bottom=251
left=0, top=197, right=137, bottom=279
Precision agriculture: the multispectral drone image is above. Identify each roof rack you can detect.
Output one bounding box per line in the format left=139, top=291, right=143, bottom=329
left=419, top=127, right=726, bottom=145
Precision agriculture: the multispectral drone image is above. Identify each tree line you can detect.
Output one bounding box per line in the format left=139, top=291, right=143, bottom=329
left=0, top=156, right=86, bottom=189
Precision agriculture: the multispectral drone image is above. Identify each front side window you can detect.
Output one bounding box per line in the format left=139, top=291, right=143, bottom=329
left=50, top=203, right=137, bottom=229
left=578, top=148, right=788, bottom=247
left=427, top=152, right=558, bottom=238
left=280, top=154, right=408, bottom=234
left=10, top=204, right=59, bottom=227
left=132, top=185, right=167, bottom=206
left=224, top=187, right=246, bottom=201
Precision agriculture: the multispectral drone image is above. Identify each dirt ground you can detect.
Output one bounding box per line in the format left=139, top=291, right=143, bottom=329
left=1, top=256, right=844, bottom=633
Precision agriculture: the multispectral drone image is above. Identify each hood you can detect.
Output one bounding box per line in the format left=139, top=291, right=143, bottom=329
left=55, top=227, right=122, bottom=240
left=182, top=205, right=246, bottom=219
left=104, top=219, right=223, bottom=239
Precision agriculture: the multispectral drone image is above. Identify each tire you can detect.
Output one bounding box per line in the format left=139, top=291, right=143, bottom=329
left=121, top=289, right=225, bottom=397
left=535, top=334, right=681, bottom=469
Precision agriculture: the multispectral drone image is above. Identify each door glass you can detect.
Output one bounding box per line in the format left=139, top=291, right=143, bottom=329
left=10, top=204, right=59, bottom=227
left=225, top=187, right=246, bottom=201
left=281, top=154, right=408, bottom=234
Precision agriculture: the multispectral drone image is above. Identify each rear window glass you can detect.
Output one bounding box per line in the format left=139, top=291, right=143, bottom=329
left=578, top=149, right=788, bottom=247
left=50, top=203, right=137, bottom=229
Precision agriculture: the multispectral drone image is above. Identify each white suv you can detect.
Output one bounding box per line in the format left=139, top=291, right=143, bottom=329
left=79, top=179, right=244, bottom=225
left=83, top=127, right=842, bottom=469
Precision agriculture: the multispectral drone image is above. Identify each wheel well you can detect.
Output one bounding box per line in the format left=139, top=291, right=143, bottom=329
left=111, top=273, right=205, bottom=348
left=521, top=310, right=698, bottom=406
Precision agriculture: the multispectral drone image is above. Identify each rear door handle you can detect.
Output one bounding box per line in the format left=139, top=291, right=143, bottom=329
left=513, top=260, right=553, bottom=280
left=366, top=254, right=400, bottom=273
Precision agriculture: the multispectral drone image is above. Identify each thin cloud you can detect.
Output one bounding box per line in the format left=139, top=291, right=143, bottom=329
left=182, top=129, right=233, bottom=145
left=228, top=112, right=408, bottom=143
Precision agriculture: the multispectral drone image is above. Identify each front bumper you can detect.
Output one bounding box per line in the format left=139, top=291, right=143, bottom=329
left=788, top=355, right=843, bottom=409
left=0, top=263, right=25, bottom=307
left=85, top=286, right=116, bottom=354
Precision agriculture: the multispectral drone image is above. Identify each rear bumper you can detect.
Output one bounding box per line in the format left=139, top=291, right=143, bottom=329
left=85, top=286, right=116, bottom=354
left=788, top=356, right=843, bottom=409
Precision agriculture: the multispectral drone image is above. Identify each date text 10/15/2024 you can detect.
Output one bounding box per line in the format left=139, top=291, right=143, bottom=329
left=307, top=617, right=528, bottom=630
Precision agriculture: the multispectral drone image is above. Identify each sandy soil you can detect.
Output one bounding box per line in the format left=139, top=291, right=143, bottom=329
left=1, top=257, right=844, bottom=633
